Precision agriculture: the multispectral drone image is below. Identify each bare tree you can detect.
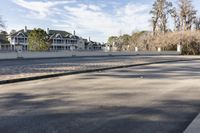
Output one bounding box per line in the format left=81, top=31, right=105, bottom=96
left=10, top=29, right=16, bottom=35
left=0, top=16, right=5, bottom=29
left=170, top=7, right=181, bottom=31
left=194, top=17, right=200, bottom=30
left=178, top=0, right=196, bottom=31
left=151, top=17, right=158, bottom=35
left=150, top=0, right=173, bottom=35
left=150, top=3, right=159, bottom=35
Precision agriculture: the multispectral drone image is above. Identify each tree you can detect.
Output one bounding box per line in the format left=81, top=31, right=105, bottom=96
left=194, top=17, right=200, bottom=30
left=178, top=0, right=196, bottom=31
left=0, top=31, right=8, bottom=36
left=130, top=31, right=152, bottom=51
left=119, top=34, right=131, bottom=50
left=170, top=7, right=181, bottom=31
left=0, top=16, right=5, bottom=30
left=150, top=0, right=173, bottom=35
left=107, top=36, right=118, bottom=45
left=10, top=29, right=16, bottom=35
left=28, top=28, right=49, bottom=51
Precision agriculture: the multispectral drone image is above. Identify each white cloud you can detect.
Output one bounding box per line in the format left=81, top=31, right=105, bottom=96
left=12, top=0, right=151, bottom=42
left=13, top=0, right=74, bottom=19
left=55, top=3, right=151, bottom=41
left=64, top=4, right=120, bottom=33
left=116, top=3, right=151, bottom=33
left=88, top=5, right=102, bottom=11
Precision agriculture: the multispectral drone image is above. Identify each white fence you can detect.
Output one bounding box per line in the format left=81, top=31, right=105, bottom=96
left=0, top=52, right=18, bottom=60
left=0, top=51, right=181, bottom=60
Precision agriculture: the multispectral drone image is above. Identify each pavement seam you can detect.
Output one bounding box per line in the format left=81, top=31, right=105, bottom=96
left=0, top=58, right=199, bottom=85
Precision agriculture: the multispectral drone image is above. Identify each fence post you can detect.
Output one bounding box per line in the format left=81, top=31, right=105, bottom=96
left=16, top=45, right=23, bottom=58
left=135, top=47, right=138, bottom=52
left=177, top=44, right=182, bottom=53
left=158, top=47, right=161, bottom=52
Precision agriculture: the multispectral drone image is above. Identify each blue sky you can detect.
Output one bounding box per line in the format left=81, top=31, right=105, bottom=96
left=0, top=0, right=200, bottom=42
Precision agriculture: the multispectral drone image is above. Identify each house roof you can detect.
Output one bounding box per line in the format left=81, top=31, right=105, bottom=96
left=85, top=41, right=102, bottom=47
left=48, top=30, right=71, bottom=37
left=10, top=29, right=81, bottom=40
left=10, top=29, right=31, bottom=37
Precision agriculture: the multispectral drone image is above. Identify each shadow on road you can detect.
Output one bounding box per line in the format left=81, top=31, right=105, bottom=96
left=0, top=91, right=200, bottom=133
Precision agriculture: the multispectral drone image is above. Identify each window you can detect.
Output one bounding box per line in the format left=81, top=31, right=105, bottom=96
left=15, top=38, right=17, bottom=43
left=25, top=38, right=28, bottom=43
left=15, top=37, right=26, bottom=43
left=56, top=39, right=63, bottom=44
left=54, top=39, right=64, bottom=44
left=18, top=38, right=24, bottom=43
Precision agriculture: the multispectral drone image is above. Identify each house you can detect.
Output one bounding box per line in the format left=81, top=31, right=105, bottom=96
left=8, top=27, right=29, bottom=51
left=8, top=26, right=86, bottom=51
left=100, top=42, right=118, bottom=52
left=85, top=38, right=102, bottom=51
left=47, top=29, right=86, bottom=51
left=105, top=42, right=118, bottom=52
left=101, top=43, right=110, bottom=52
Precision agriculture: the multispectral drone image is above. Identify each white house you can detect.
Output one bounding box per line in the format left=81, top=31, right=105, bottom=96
left=8, top=26, right=86, bottom=51
left=101, top=42, right=118, bottom=52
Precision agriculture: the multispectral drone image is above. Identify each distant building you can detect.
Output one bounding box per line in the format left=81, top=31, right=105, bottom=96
left=101, top=42, right=118, bottom=52
left=85, top=41, right=102, bottom=51
left=101, top=43, right=110, bottom=52
left=8, top=26, right=86, bottom=51
left=47, top=29, right=86, bottom=51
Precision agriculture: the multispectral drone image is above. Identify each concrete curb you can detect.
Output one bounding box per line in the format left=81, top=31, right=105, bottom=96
left=0, top=54, right=145, bottom=61
left=0, top=55, right=119, bottom=61
left=0, top=58, right=199, bottom=85
left=0, top=54, right=181, bottom=61
left=183, top=113, right=200, bottom=133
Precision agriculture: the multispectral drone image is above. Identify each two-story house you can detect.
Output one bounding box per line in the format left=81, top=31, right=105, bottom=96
left=47, top=29, right=85, bottom=51
left=85, top=41, right=102, bottom=51
left=84, top=37, right=103, bottom=51
left=8, top=27, right=29, bottom=51
left=8, top=26, right=86, bottom=51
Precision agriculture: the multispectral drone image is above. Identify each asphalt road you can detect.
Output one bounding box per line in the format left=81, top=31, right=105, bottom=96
left=0, top=60, right=200, bottom=133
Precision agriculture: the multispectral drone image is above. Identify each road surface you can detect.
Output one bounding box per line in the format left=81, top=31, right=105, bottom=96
left=0, top=59, right=200, bottom=133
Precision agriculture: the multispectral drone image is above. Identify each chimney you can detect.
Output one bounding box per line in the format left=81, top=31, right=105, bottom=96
left=47, top=28, right=50, bottom=34
left=73, top=30, right=76, bottom=36
left=24, top=26, right=27, bottom=33
left=89, top=37, right=91, bottom=42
